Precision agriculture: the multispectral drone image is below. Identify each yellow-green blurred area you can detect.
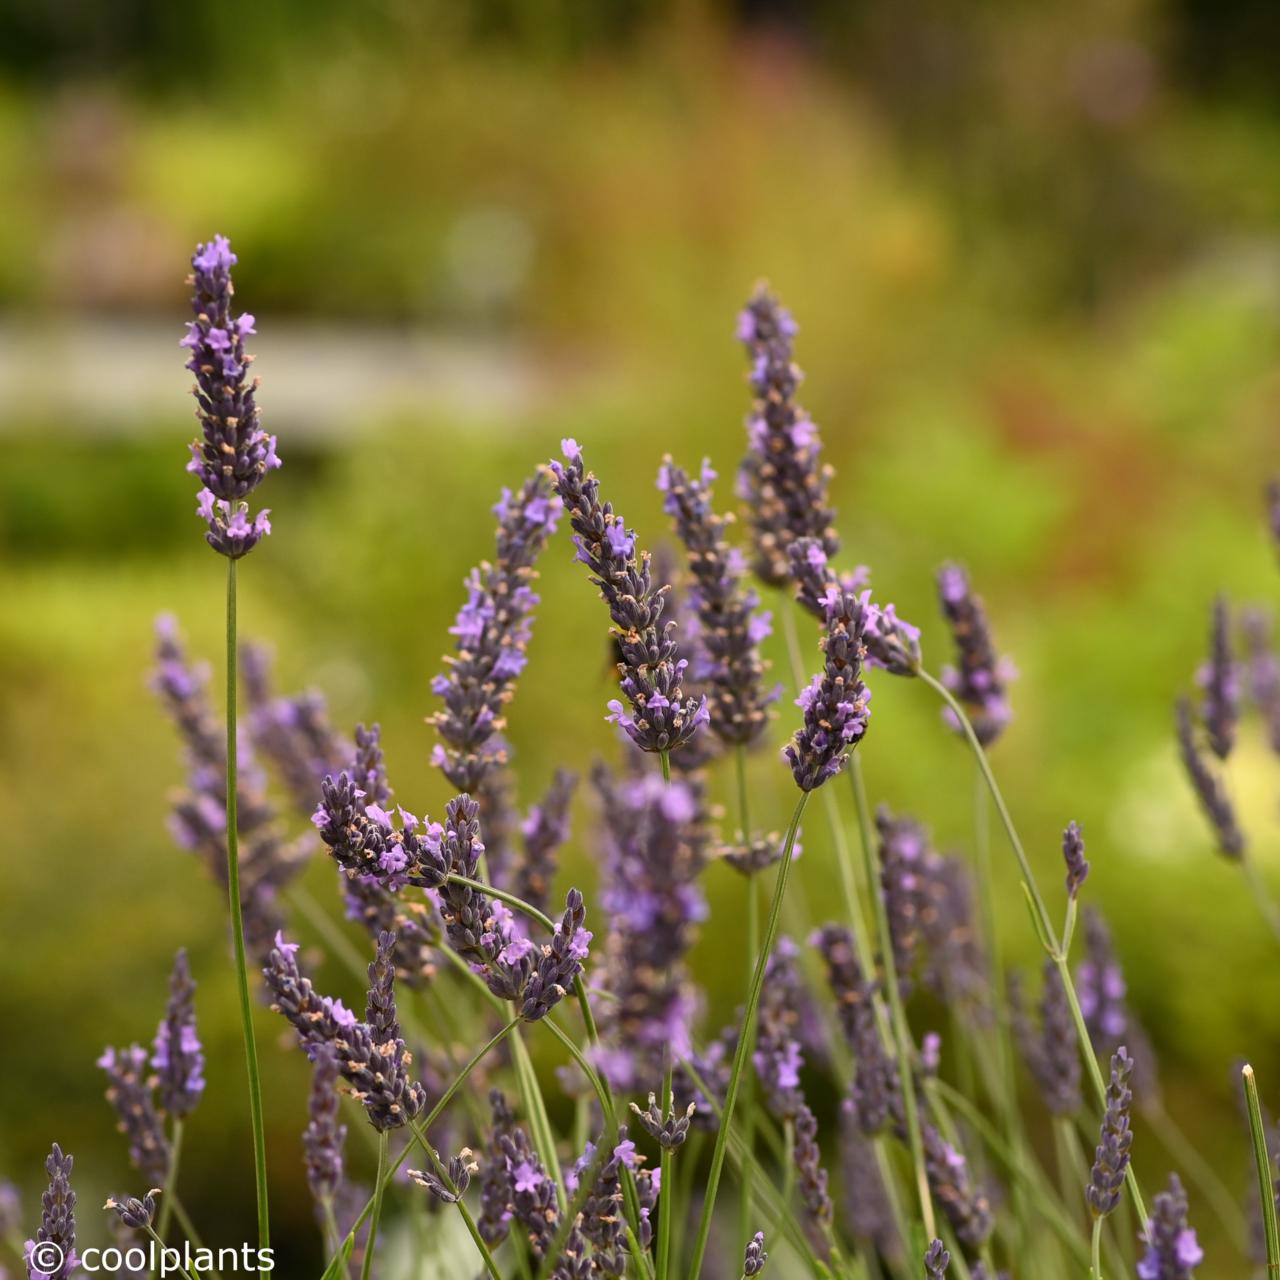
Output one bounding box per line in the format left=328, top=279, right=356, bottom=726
left=2, top=0, right=1280, bottom=1273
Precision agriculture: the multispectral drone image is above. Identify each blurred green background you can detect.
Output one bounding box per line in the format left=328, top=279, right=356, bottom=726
left=2, top=1, right=1280, bottom=1274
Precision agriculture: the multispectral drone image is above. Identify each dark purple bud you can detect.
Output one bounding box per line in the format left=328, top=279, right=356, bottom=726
left=794, top=1103, right=832, bottom=1230
left=1137, top=1173, right=1203, bottom=1279
left=876, top=806, right=930, bottom=996
left=1087, top=1046, right=1134, bottom=1218
left=1175, top=696, right=1246, bottom=858
left=736, top=287, right=839, bottom=586
left=550, top=442, right=708, bottom=754
left=409, top=1149, right=479, bottom=1204
left=151, top=949, right=205, bottom=1119
left=658, top=455, right=778, bottom=744
left=104, top=1190, right=159, bottom=1232
left=24, top=1145, right=77, bottom=1280
left=182, top=235, right=278, bottom=557
left=98, top=1046, right=170, bottom=1184
left=629, top=1093, right=695, bottom=1149
left=720, top=829, right=801, bottom=876
left=1197, top=596, right=1239, bottom=760
left=937, top=563, right=1013, bottom=746
left=743, top=1229, right=769, bottom=1276
left=924, top=1238, right=951, bottom=1278
left=365, top=930, right=401, bottom=1044
left=785, top=586, right=872, bottom=791
left=1062, top=820, right=1089, bottom=899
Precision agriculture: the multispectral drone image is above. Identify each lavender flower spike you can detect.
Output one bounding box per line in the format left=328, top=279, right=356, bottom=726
left=24, top=1145, right=77, bottom=1280
left=743, top=1229, right=769, bottom=1276
left=1242, top=608, right=1280, bottom=753
left=104, top=1190, right=159, bottom=1232
left=182, top=235, right=278, bottom=558
left=1137, top=1173, right=1204, bottom=1279
left=1198, top=595, right=1239, bottom=760
left=737, top=286, right=839, bottom=585
left=1063, top=820, right=1089, bottom=900
left=151, top=949, right=205, bottom=1118
left=1175, top=696, right=1246, bottom=858
left=657, top=455, right=777, bottom=745
left=937, top=562, right=1013, bottom=746
left=431, top=472, right=559, bottom=792
left=550, top=440, right=708, bottom=754
left=98, top=1045, right=170, bottom=1183
left=784, top=584, right=872, bottom=791
left=303, top=1045, right=346, bottom=1211
left=1086, top=1046, right=1134, bottom=1218
left=925, top=1238, right=951, bottom=1278
left=1010, top=960, right=1081, bottom=1117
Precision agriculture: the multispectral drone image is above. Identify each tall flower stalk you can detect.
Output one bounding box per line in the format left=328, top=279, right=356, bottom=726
left=180, top=234, right=277, bottom=1272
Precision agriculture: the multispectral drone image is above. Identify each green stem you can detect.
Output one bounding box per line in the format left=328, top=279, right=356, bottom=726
left=450, top=874, right=556, bottom=931
left=1244, top=1064, right=1280, bottom=1276
left=406, top=1121, right=504, bottom=1280
left=144, top=1224, right=199, bottom=1280
left=687, top=791, right=809, bottom=1280
left=846, top=759, right=935, bottom=1240
left=777, top=1118, right=796, bottom=1235
left=917, top=665, right=1150, bottom=1233
left=736, top=745, right=759, bottom=1251
left=168, top=1196, right=220, bottom=1280
left=1090, top=1216, right=1103, bottom=1280
left=657, top=1056, right=675, bottom=1280
left=660, top=749, right=672, bottom=783
left=155, top=1118, right=182, bottom=1252
left=358, top=1132, right=388, bottom=1280
left=512, top=1027, right=568, bottom=1213
left=224, top=559, right=270, bottom=1278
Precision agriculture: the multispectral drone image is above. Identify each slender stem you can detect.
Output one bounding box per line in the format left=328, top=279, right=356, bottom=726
left=512, top=1026, right=568, bottom=1213
left=224, top=559, right=270, bottom=1278
left=846, top=759, right=936, bottom=1240
left=322, top=1018, right=520, bottom=1273
left=406, top=1120, right=504, bottom=1280
left=735, top=744, right=760, bottom=1250
left=450, top=874, right=556, bottom=931
left=660, top=749, right=672, bottom=783
left=155, top=1118, right=183, bottom=1252
left=1241, top=853, right=1280, bottom=946
left=777, top=1118, right=796, bottom=1236
left=359, top=1132, right=388, bottom=1280
left=144, top=1224, right=199, bottom=1280
left=1090, top=1216, right=1103, bottom=1280
left=657, top=1055, right=675, bottom=1280
left=917, top=665, right=1150, bottom=1232
left=1244, top=1064, right=1280, bottom=1275
left=687, top=791, right=809, bottom=1280
left=168, top=1196, right=219, bottom=1280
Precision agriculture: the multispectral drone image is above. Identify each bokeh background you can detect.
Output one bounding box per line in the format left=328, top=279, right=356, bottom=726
left=2, top=1, right=1280, bottom=1275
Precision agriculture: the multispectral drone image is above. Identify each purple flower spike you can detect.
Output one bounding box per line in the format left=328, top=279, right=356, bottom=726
left=658, top=455, right=777, bottom=745
left=24, top=1145, right=78, bottom=1280
left=937, top=562, right=1013, bottom=746
left=550, top=443, right=707, bottom=755
left=736, top=286, right=839, bottom=586
left=743, top=1230, right=769, bottom=1276
left=151, top=949, right=205, bottom=1119
left=98, top=1046, right=170, bottom=1184
left=1175, top=696, right=1246, bottom=858
left=431, top=472, right=559, bottom=793
left=1242, top=608, right=1280, bottom=753
left=924, top=1122, right=993, bottom=1248
left=925, top=1239, right=951, bottom=1278
left=182, top=235, right=278, bottom=558
left=303, top=1045, right=347, bottom=1211
left=1138, top=1173, right=1203, bottom=1279
left=1197, top=595, right=1239, bottom=760
left=1062, top=820, right=1089, bottom=899
left=1087, top=1046, right=1134, bottom=1218
left=1010, top=960, right=1081, bottom=1118
left=784, top=585, right=872, bottom=791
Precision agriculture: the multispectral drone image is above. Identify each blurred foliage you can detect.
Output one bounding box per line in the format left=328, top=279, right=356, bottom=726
left=1, top=2, right=1279, bottom=1276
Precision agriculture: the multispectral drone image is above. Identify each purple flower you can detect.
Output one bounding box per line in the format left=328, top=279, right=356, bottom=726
left=736, top=287, right=839, bottom=586
left=743, top=1230, right=769, bottom=1277
left=1196, top=595, right=1239, bottom=760
left=925, top=1239, right=951, bottom=1278
left=182, top=235, right=278, bottom=558
left=1138, top=1174, right=1203, bottom=1279
left=151, top=949, right=205, bottom=1119
left=658, top=455, right=777, bottom=745
left=753, top=941, right=809, bottom=1119
left=98, top=1046, right=170, bottom=1183
left=550, top=443, right=707, bottom=755
left=924, top=1122, right=993, bottom=1248
left=629, top=1092, right=696, bottom=1149
left=1175, top=695, right=1246, bottom=858
left=937, top=563, right=1013, bottom=746
left=303, top=1045, right=347, bottom=1210
left=263, top=932, right=426, bottom=1131
left=784, top=586, right=872, bottom=791
left=1010, top=961, right=1081, bottom=1118
left=1087, top=1047, right=1134, bottom=1218
left=876, top=806, right=930, bottom=996
left=431, top=472, right=559, bottom=793
left=409, top=1151, right=478, bottom=1205
left=1242, top=608, right=1280, bottom=753
left=793, top=1103, right=832, bottom=1232
left=24, top=1145, right=77, bottom=1280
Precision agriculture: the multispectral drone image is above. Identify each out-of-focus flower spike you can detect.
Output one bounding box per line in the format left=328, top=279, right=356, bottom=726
left=1175, top=696, right=1246, bottom=858
left=937, top=562, right=1013, bottom=746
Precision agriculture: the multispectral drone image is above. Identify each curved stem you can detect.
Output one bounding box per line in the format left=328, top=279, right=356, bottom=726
left=154, top=1118, right=183, bottom=1253
left=144, top=1224, right=199, bottom=1280
left=1090, top=1216, right=1103, bottom=1280
left=449, top=874, right=556, bottom=932
left=735, top=745, right=759, bottom=1250
left=168, top=1196, right=219, bottom=1280
left=846, top=757, right=936, bottom=1240
left=687, top=791, right=809, bottom=1280
left=917, top=665, right=1150, bottom=1233
left=224, top=559, right=270, bottom=1278
left=657, top=1056, right=675, bottom=1280
left=358, top=1132, right=388, bottom=1280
